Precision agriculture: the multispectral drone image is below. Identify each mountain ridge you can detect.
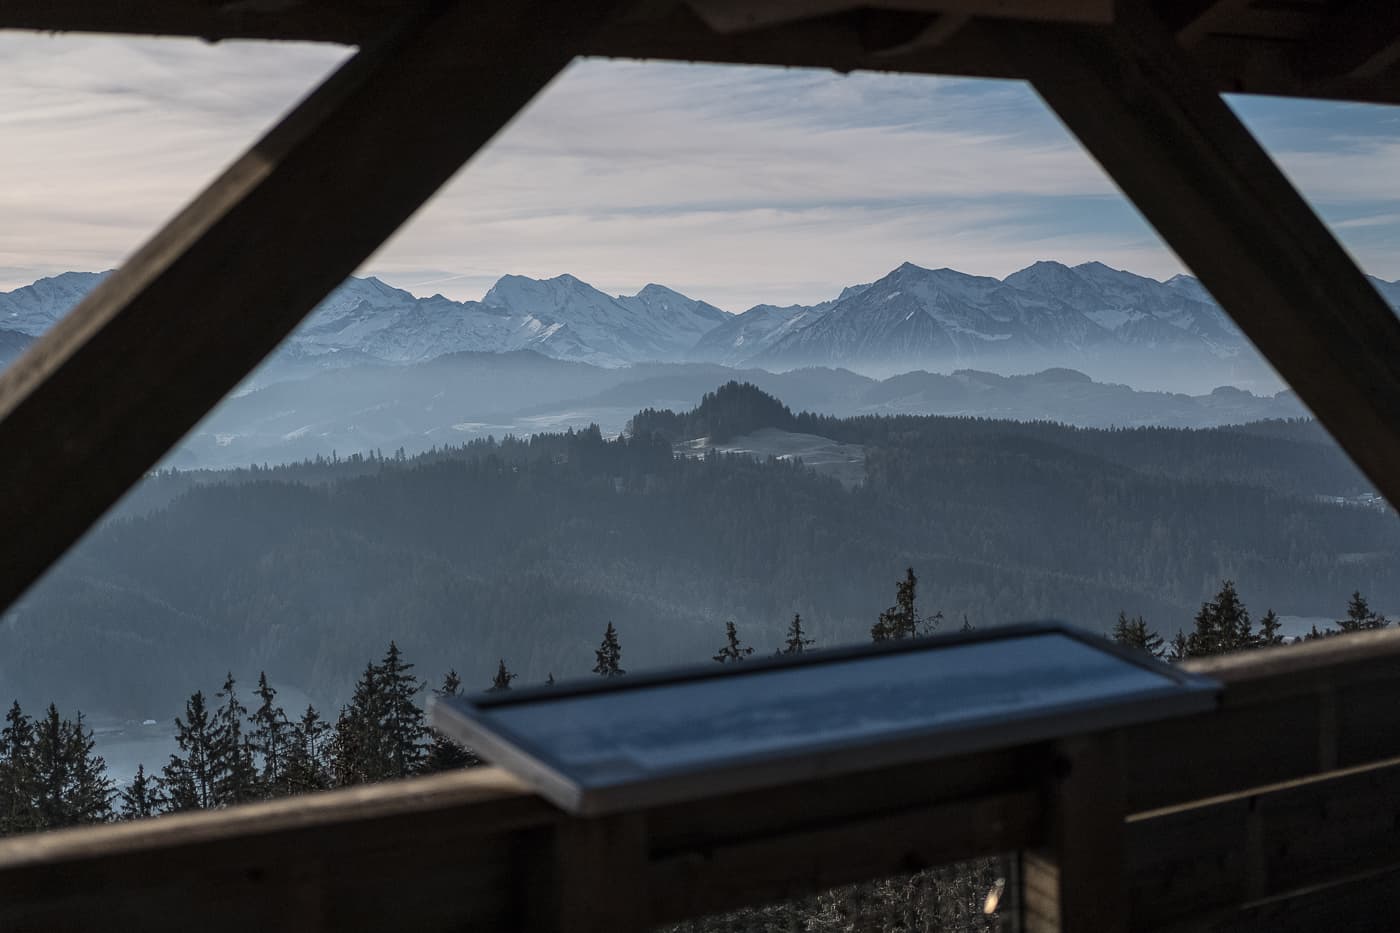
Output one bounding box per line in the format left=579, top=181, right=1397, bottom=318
left=3, top=262, right=1397, bottom=378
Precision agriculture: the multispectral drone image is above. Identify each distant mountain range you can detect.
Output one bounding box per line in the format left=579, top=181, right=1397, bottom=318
left=163, top=351, right=1304, bottom=470
left=5, top=261, right=1397, bottom=378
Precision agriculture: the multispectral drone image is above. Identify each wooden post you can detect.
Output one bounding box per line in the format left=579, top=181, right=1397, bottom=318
left=0, top=0, right=615, bottom=613
left=538, top=814, right=651, bottom=933
left=1023, top=734, right=1127, bottom=933
left=1004, top=2, right=1400, bottom=517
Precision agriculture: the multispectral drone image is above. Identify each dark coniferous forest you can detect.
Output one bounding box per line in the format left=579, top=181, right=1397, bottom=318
left=1, top=383, right=1394, bottom=722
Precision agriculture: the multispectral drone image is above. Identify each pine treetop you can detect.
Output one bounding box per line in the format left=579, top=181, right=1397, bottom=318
left=593, top=623, right=625, bottom=677
left=781, top=613, right=814, bottom=655
left=713, top=621, right=754, bottom=663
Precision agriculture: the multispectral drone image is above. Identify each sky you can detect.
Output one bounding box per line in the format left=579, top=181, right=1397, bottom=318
left=1, top=33, right=1398, bottom=312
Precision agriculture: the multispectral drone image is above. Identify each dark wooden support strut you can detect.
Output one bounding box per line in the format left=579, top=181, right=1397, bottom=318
left=1022, top=734, right=1128, bottom=933
left=0, top=0, right=615, bottom=613
left=1005, top=3, right=1400, bottom=514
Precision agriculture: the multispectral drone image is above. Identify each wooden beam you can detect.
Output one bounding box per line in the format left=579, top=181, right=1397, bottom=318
left=0, top=0, right=409, bottom=43
left=1176, top=0, right=1253, bottom=47
left=1293, top=0, right=1400, bottom=80
left=649, top=788, right=1041, bottom=923
left=0, top=0, right=615, bottom=613
left=0, top=769, right=559, bottom=932
left=1006, top=4, right=1400, bottom=521
left=685, top=0, right=1113, bottom=33
left=1022, top=734, right=1128, bottom=933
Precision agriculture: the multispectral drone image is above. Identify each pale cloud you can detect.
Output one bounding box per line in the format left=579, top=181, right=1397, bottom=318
left=0, top=36, right=1396, bottom=309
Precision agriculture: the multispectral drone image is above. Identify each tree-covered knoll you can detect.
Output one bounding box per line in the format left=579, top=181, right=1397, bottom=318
left=2, top=384, right=1395, bottom=717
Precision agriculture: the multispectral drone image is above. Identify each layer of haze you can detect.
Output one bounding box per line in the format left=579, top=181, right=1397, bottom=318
left=1, top=33, right=1397, bottom=312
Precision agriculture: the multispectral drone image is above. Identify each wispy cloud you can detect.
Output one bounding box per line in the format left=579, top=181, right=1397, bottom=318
left=1, top=38, right=1396, bottom=309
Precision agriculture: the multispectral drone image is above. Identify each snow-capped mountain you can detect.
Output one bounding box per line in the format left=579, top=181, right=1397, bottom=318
left=688, top=301, right=837, bottom=366
left=2, top=262, right=1396, bottom=378
left=0, top=270, right=110, bottom=335
left=740, top=260, right=1250, bottom=369
left=0, top=270, right=729, bottom=370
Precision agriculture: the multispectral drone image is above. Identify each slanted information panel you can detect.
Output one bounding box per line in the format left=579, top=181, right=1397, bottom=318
left=431, top=623, right=1219, bottom=814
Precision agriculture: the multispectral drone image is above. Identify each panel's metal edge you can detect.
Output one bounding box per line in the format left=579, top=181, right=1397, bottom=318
left=474, top=620, right=1144, bottom=707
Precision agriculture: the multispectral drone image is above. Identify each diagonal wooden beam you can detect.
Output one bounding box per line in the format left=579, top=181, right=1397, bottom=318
left=0, top=0, right=615, bottom=612
left=1003, top=5, right=1400, bottom=518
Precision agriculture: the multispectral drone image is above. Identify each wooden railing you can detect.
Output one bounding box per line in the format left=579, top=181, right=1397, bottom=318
left=3, top=630, right=1400, bottom=932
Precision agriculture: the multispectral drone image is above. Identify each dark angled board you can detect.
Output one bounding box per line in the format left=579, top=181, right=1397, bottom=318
left=0, top=0, right=620, bottom=613
left=430, top=622, right=1220, bottom=816
left=1009, top=3, right=1400, bottom=517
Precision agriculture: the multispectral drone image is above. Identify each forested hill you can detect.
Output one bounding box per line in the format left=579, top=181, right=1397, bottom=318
left=3, top=386, right=1392, bottom=719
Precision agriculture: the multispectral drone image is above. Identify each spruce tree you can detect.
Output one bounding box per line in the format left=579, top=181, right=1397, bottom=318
left=333, top=644, right=428, bottom=785
left=425, top=671, right=480, bottom=773
left=1111, top=612, right=1165, bottom=659
left=249, top=673, right=293, bottom=797
left=713, top=621, right=754, bottom=663
left=331, top=663, right=383, bottom=787
left=780, top=613, right=814, bottom=655
left=593, top=623, right=625, bottom=678
left=377, top=642, right=428, bottom=779
left=31, top=706, right=114, bottom=829
left=872, top=568, right=940, bottom=641
left=489, top=660, right=516, bottom=692
left=285, top=705, right=331, bottom=794
left=1257, top=609, right=1285, bottom=646
left=162, top=691, right=219, bottom=811
left=119, top=764, right=164, bottom=820
left=1186, top=580, right=1253, bottom=657
left=63, top=711, right=116, bottom=826
left=1339, top=591, right=1389, bottom=632
left=0, top=701, right=37, bottom=835
left=213, top=674, right=258, bottom=805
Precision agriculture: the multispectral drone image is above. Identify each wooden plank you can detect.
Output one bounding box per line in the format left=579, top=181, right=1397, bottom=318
left=1199, top=863, right=1400, bottom=933
left=646, top=744, right=1048, bottom=856
left=1125, top=630, right=1400, bottom=812
left=686, top=0, right=1112, bottom=33
left=0, top=0, right=617, bottom=613
left=1007, top=4, right=1400, bottom=522
left=1127, top=759, right=1400, bottom=931
left=648, top=788, right=1040, bottom=923
left=0, top=768, right=559, bottom=932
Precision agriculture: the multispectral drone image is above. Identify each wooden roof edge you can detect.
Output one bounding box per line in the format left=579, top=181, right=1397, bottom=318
left=0, top=1, right=1397, bottom=108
